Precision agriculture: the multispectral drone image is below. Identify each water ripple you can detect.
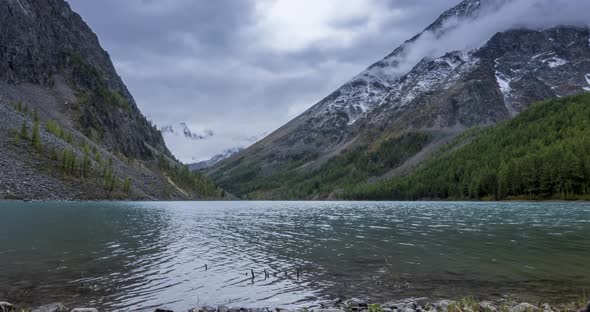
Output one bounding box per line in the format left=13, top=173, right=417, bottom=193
left=1, top=201, right=590, bottom=311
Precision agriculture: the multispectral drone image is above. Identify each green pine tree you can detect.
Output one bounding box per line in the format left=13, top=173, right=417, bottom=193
left=49, top=147, right=59, bottom=160
left=20, top=120, right=28, bottom=140
left=123, top=176, right=132, bottom=194
left=31, top=120, right=42, bottom=151
left=82, top=148, right=91, bottom=178
left=14, top=131, right=20, bottom=145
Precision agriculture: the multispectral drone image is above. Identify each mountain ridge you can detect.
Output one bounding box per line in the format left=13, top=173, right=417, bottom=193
left=209, top=0, right=590, bottom=199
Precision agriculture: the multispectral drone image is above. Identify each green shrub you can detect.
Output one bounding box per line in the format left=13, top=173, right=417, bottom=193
left=368, top=304, right=384, bottom=312
left=46, top=120, right=63, bottom=137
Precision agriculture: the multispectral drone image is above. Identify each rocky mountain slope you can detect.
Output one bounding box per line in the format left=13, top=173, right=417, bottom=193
left=209, top=0, right=590, bottom=199
left=0, top=0, right=222, bottom=200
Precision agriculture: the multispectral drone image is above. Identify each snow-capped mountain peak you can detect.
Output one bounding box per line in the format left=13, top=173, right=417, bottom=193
left=188, top=148, right=243, bottom=171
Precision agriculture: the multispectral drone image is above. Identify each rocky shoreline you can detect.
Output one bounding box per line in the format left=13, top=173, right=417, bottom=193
left=2, top=298, right=589, bottom=312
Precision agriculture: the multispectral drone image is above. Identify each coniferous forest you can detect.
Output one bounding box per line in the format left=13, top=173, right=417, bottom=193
left=344, top=93, right=590, bottom=201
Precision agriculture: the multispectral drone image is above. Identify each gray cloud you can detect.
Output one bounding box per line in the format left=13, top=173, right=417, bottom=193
left=67, top=0, right=465, bottom=162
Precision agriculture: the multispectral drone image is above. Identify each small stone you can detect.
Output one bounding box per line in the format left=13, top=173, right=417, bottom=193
left=219, top=306, right=230, bottom=312
left=582, top=302, right=590, bottom=312
left=315, top=309, right=344, bottom=312
left=0, top=302, right=16, bottom=312
left=189, top=307, right=217, bottom=312
left=540, top=303, right=551, bottom=312
left=70, top=309, right=98, bottom=312
left=384, top=301, right=405, bottom=310
left=32, top=303, right=67, bottom=312
left=479, top=301, right=497, bottom=312
left=332, top=299, right=343, bottom=307
left=348, top=299, right=368, bottom=309
left=510, top=303, right=538, bottom=312
left=154, top=309, right=173, bottom=312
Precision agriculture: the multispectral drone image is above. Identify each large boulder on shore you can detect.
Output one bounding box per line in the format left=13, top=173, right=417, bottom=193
left=510, top=303, right=539, bottom=312
left=0, top=301, right=16, bottom=312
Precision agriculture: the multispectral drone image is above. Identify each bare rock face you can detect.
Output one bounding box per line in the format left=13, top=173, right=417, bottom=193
left=0, top=0, right=170, bottom=160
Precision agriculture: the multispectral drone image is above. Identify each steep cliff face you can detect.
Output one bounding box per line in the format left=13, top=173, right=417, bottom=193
left=209, top=0, right=590, bottom=199
left=0, top=0, right=221, bottom=200
left=0, top=0, right=170, bottom=160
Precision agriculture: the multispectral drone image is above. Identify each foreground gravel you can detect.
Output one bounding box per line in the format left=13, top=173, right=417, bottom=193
left=1, top=298, right=589, bottom=312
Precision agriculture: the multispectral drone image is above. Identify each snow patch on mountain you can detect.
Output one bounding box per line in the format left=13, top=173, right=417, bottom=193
left=318, top=71, right=390, bottom=126
left=495, top=71, right=512, bottom=96
left=542, top=57, right=568, bottom=68
left=494, top=56, right=519, bottom=117
left=531, top=51, right=554, bottom=60
left=380, top=50, right=480, bottom=112
left=584, top=74, right=590, bottom=91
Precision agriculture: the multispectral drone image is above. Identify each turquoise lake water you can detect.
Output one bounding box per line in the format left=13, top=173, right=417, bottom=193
left=1, top=201, right=589, bottom=311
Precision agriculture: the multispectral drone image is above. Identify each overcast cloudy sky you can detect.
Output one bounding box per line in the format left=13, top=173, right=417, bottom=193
left=67, top=0, right=462, bottom=162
